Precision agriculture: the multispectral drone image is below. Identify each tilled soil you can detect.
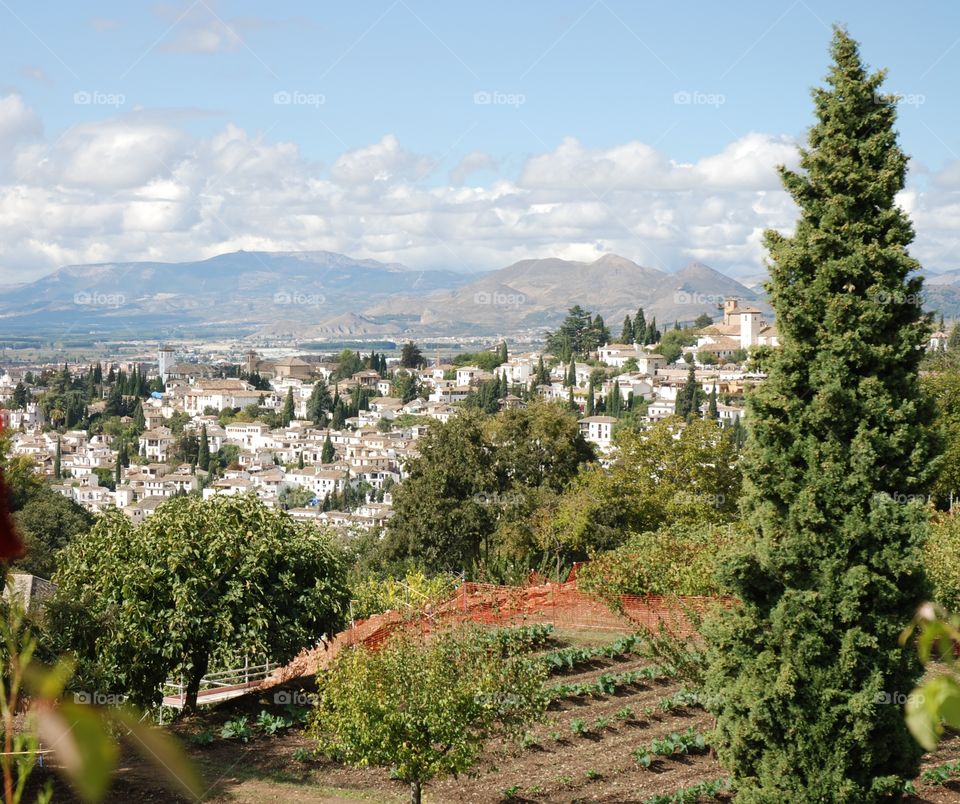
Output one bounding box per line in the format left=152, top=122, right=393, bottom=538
left=23, top=637, right=960, bottom=803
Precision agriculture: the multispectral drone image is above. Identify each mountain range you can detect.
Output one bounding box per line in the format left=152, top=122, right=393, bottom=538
left=5, top=249, right=957, bottom=341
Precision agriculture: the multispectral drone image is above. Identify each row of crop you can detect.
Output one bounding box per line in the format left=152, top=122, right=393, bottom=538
left=632, top=727, right=709, bottom=768
left=642, top=778, right=731, bottom=804
left=490, top=623, right=555, bottom=654
left=546, top=665, right=672, bottom=701
left=540, top=634, right=643, bottom=673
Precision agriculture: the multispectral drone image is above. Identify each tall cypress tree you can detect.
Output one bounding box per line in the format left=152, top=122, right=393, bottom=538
left=197, top=425, right=210, bottom=468
left=53, top=438, right=61, bottom=481
left=620, top=315, right=634, bottom=344
left=322, top=432, right=335, bottom=463
left=634, top=308, right=646, bottom=344
left=282, top=388, right=295, bottom=426
left=704, top=29, right=939, bottom=800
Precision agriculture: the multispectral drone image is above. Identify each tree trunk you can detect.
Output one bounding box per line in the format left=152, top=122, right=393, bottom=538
left=409, top=780, right=421, bottom=804
left=183, top=649, right=210, bottom=713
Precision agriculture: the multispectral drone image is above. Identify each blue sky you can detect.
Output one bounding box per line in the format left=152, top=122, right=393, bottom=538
left=0, top=1, right=958, bottom=283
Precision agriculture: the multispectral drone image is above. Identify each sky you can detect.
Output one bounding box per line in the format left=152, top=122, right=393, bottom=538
left=1, top=0, right=959, bottom=285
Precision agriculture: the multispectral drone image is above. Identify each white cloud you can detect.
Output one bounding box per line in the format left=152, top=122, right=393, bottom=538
left=0, top=93, right=955, bottom=285
left=330, top=135, right=432, bottom=186
left=449, top=151, right=498, bottom=185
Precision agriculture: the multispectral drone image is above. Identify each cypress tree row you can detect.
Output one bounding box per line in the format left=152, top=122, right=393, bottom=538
left=704, top=28, right=940, bottom=800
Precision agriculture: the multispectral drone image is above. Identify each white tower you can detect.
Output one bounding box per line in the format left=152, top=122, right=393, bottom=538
left=158, top=345, right=175, bottom=384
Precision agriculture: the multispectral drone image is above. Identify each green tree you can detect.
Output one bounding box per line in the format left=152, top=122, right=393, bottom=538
left=49, top=494, right=349, bottom=710
left=132, top=402, right=146, bottom=433
left=384, top=412, right=496, bottom=570
left=196, top=425, right=210, bottom=469
left=707, top=387, right=719, bottom=420
left=620, top=315, right=634, bottom=344
left=11, top=383, right=28, bottom=410
left=321, top=432, right=335, bottom=463
left=13, top=487, right=93, bottom=579
left=693, top=312, right=714, bottom=329
left=703, top=29, right=940, bottom=800
left=282, top=388, right=295, bottom=426
left=674, top=364, right=702, bottom=419
left=310, top=626, right=546, bottom=804
left=549, top=418, right=740, bottom=556
left=53, top=439, right=61, bottom=481
left=400, top=341, right=425, bottom=369
left=498, top=341, right=508, bottom=363
left=306, top=378, right=332, bottom=425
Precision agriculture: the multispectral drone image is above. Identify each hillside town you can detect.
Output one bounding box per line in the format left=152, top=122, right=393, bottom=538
left=0, top=298, right=785, bottom=529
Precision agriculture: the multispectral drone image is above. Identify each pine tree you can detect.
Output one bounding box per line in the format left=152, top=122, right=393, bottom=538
left=322, top=433, right=335, bottom=464
left=704, top=29, right=940, bottom=800
left=620, top=315, right=634, bottom=344
left=197, top=425, right=210, bottom=468
left=53, top=438, right=61, bottom=481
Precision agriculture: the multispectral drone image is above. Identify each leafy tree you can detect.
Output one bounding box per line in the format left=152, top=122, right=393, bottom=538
left=548, top=418, right=740, bottom=556
left=922, top=368, right=960, bottom=508
left=400, top=341, right=426, bottom=369
left=659, top=325, right=700, bottom=364
left=49, top=494, right=349, bottom=710
left=311, top=626, right=546, bottom=804
left=384, top=412, right=496, bottom=570
left=693, top=312, right=714, bottom=329
left=392, top=370, right=419, bottom=403
left=577, top=521, right=745, bottom=603
left=703, top=29, right=940, bottom=800
left=13, top=487, right=93, bottom=579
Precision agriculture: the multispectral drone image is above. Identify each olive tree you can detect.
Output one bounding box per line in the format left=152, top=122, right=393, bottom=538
left=49, top=493, right=349, bottom=710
